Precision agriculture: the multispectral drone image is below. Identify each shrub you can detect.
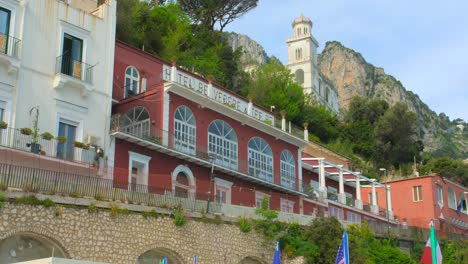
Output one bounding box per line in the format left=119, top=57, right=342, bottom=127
left=238, top=217, right=252, bottom=233
left=213, top=215, right=222, bottom=225
left=142, top=209, right=159, bottom=219
left=41, top=132, right=54, bottom=140
left=88, top=202, right=98, bottom=214
left=42, top=198, right=56, bottom=208
left=0, top=192, right=4, bottom=208
left=20, top=128, right=32, bottom=135
left=173, top=208, right=187, bottom=227
left=73, top=141, right=89, bottom=149
left=15, top=195, right=41, bottom=205
left=0, top=121, right=7, bottom=129
left=109, top=202, right=128, bottom=219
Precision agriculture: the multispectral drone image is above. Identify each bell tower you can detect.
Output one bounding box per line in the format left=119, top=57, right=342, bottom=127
left=286, top=15, right=319, bottom=95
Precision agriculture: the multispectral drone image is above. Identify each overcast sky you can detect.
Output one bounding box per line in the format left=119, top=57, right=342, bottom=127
left=225, top=0, right=468, bottom=121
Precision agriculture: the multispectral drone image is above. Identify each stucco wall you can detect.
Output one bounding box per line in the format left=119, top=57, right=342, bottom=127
left=0, top=203, right=277, bottom=264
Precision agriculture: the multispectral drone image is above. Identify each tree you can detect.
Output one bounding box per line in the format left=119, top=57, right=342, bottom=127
left=301, top=102, right=340, bottom=143
left=303, top=217, right=343, bottom=264
left=179, top=0, right=258, bottom=32
left=241, top=60, right=305, bottom=121
left=345, top=97, right=389, bottom=125
left=419, top=157, right=468, bottom=185
left=374, top=103, right=420, bottom=167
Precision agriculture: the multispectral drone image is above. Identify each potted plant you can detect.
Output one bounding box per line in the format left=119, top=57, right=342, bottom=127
left=20, top=127, right=33, bottom=135
left=0, top=121, right=7, bottom=129
left=41, top=132, right=54, bottom=140
left=56, top=136, right=67, bottom=144
left=73, top=141, right=90, bottom=150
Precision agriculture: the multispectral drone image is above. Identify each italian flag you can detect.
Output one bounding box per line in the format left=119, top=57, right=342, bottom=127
left=420, top=222, right=443, bottom=264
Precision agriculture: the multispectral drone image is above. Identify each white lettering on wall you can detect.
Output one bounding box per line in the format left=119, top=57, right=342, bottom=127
left=163, top=65, right=274, bottom=123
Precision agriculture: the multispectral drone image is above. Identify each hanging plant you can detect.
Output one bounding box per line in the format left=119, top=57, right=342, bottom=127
left=20, top=128, right=33, bottom=135
left=0, top=121, right=7, bottom=129
left=56, top=136, right=67, bottom=144
left=41, top=132, right=54, bottom=140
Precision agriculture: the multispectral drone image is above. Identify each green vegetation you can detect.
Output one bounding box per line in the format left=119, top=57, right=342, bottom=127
left=173, top=208, right=187, bottom=227
left=419, top=157, right=468, bottom=186
left=15, top=195, right=55, bottom=207
left=238, top=216, right=252, bottom=233
left=0, top=192, right=4, bottom=208
left=142, top=209, right=160, bottom=219
left=88, top=202, right=98, bottom=214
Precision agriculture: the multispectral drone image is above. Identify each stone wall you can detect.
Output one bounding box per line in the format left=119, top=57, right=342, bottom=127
left=0, top=203, right=278, bottom=264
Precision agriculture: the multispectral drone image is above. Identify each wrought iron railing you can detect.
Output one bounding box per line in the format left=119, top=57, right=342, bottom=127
left=110, top=116, right=302, bottom=192
left=0, top=127, right=96, bottom=164
left=0, top=162, right=222, bottom=214
left=0, top=33, right=21, bottom=58
left=55, top=55, right=94, bottom=84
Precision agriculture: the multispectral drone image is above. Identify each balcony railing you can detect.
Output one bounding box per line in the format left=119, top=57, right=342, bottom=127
left=111, top=116, right=302, bottom=193
left=55, top=55, right=94, bottom=84
left=0, top=33, right=21, bottom=58
left=0, top=127, right=96, bottom=164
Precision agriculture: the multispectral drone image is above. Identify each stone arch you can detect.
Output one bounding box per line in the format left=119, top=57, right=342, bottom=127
left=136, top=247, right=185, bottom=264
left=172, top=164, right=196, bottom=198
left=239, top=256, right=268, bottom=264
left=0, top=232, right=69, bottom=262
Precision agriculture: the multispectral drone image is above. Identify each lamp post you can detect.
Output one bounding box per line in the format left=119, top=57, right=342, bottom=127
left=206, top=153, right=217, bottom=214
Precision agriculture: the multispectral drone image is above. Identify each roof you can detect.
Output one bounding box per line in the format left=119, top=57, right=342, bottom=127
left=292, top=15, right=312, bottom=27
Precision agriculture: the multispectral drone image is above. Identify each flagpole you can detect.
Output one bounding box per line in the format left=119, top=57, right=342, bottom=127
left=430, top=220, right=437, bottom=264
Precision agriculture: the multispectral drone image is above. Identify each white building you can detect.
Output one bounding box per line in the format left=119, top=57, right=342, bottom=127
left=0, top=0, right=116, bottom=162
left=286, top=15, right=339, bottom=113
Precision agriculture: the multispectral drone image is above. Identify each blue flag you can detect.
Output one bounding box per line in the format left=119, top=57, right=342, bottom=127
left=335, top=231, right=349, bottom=264
left=272, top=241, right=280, bottom=264
left=456, top=196, right=465, bottom=215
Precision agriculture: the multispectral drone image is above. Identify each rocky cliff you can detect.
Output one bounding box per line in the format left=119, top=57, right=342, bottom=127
left=318, top=41, right=465, bottom=155
left=226, top=32, right=269, bottom=70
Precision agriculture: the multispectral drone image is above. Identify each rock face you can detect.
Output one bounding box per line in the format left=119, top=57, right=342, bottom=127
left=226, top=32, right=269, bottom=70
left=318, top=41, right=464, bottom=153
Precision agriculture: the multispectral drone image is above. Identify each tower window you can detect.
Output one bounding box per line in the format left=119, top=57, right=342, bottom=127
left=295, top=69, right=304, bottom=84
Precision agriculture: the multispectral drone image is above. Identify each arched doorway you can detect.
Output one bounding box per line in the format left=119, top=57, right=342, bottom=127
left=0, top=233, right=67, bottom=262
left=239, top=256, right=266, bottom=264
left=137, top=248, right=184, bottom=264
left=172, top=165, right=196, bottom=199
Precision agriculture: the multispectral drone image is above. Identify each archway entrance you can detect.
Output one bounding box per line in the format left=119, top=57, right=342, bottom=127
left=239, top=256, right=266, bottom=264
left=137, top=248, right=184, bottom=264
left=0, top=233, right=67, bottom=262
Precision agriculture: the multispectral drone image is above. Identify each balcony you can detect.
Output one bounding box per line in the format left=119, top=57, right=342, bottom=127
left=110, top=116, right=304, bottom=196
left=0, top=127, right=96, bottom=165
left=54, top=55, right=94, bottom=95
left=0, top=33, right=21, bottom=74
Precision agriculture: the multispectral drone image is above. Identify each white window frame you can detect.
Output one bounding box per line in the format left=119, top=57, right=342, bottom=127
left=248, top=137, right=273, bottom=182
left=329, top=205, right=344, bottom=220
left=58, top=21, right=90, bottom=68
left=128, top=151, right=151, bottom=192
left=448, top=188, right=457, bottom=209
left=255, top=191, right=270, bottom=208
left=208, top=120, right=238, bottom=170
left=174, top=105, right=196, bottom=155
left=0, top=0, right=18, bottom=39
left=413, top=185, right=422, bottom=202
left=280, top=198, right=295, bottom=213
left=280, top=150, right=295, bottom=189
left=124, top=66, right=140, bottom=98
left=171, top=164, right=196, bottom=199
left=436, top=185, right=443, bottom=208
left=214, top=178, right=233, bottom=205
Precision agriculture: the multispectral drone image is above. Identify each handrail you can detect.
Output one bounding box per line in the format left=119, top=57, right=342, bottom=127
left=0, top=33, right=21, bottom=58
left=55, top=54, right=95, bottom=84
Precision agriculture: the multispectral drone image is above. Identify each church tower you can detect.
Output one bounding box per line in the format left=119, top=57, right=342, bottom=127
left=286, top=15, right=319, bottom=95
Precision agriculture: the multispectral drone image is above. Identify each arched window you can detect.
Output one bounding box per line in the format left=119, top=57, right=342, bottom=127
left=174, top=106, right=196, bottom=155
left=125, top=66, right=139, bottom=98
left=121, top=106, right=150, bottom=137
left=448, top=188, right=457, bottom=209
left=295, top=69, right=304, bottom=84
left=304, top=27, right=308, bottom=34
left=172, top=165, right=195, bottom=199
left=280, top=150, right=295, bottom=189
left=208, top=120, right=238, bottom=169
left=248, top=137, right=273, bottom=182
left=299, top=48, right=303, bottom=59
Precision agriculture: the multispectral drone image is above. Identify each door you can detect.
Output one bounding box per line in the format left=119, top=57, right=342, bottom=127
left=0, top=7, right=10, bottom=54
left=61, top=34, right=83, bottom=77
left=57, top=121, right=77, bottom=160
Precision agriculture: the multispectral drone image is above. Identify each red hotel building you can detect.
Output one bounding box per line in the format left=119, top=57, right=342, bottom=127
left=108, top=41, right=394, bottom=224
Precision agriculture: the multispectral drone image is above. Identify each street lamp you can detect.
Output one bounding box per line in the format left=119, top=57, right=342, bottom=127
left=206, top=153, right=217, bottom=214
left=270, top=106, right=275, bottom=112
left=379, top=168, right=387, bottom=178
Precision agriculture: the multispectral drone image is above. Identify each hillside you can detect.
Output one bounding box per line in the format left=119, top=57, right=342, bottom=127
left=318, top=41, right=466, bottom=157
